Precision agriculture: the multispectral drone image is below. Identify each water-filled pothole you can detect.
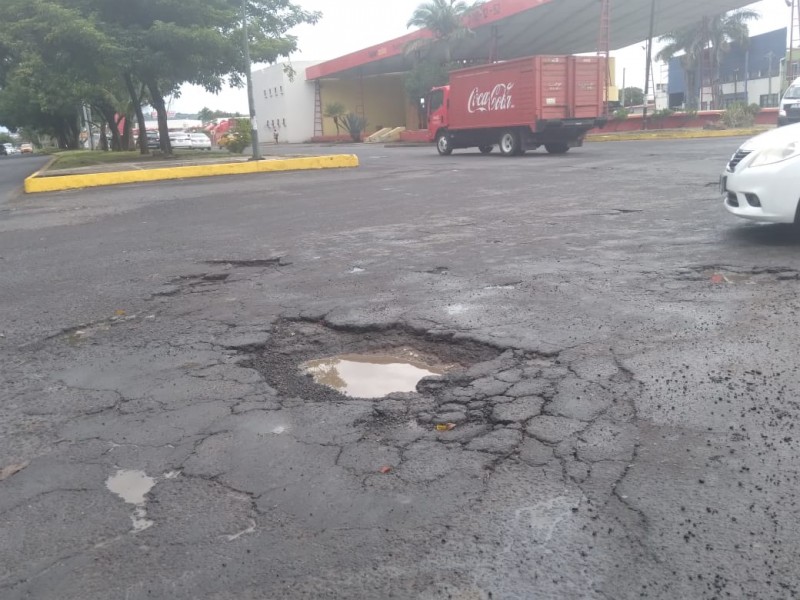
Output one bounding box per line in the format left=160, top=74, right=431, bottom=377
left=301, top=349, right=452, bottom=398
left=245, top=320, right=502, bottom=402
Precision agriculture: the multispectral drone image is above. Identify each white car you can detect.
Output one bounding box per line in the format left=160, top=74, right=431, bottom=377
left=189, top=133, right=212, bottom=150
left=3, top=143, right=19, bottom=155
left=722, top=122, right=800, bottom=224
left=169, top=133, right=193, bottom=150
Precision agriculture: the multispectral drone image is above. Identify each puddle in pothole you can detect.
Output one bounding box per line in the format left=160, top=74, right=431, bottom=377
left=301, top=349, right=451, bottom=398
left=105, top=469, right=156, bottom=532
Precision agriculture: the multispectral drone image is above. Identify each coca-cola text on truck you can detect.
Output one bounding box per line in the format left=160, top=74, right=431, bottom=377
left=427, top=55, right=607, bottom=156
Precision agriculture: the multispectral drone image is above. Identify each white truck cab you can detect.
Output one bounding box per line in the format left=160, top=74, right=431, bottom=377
left=778, top=77, right=800, bottom=127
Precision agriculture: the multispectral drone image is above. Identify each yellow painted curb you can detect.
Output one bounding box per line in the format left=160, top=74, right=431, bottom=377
left=586, top=128, right=766, bottom=143
left=24, top=154, right=359, bottom=194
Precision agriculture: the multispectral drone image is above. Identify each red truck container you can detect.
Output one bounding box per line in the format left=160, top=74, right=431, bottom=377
left=427, top=55, right=607, bottom=156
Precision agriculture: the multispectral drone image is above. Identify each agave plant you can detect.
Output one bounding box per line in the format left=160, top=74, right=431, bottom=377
left=340, top=112, right=367, bottom=142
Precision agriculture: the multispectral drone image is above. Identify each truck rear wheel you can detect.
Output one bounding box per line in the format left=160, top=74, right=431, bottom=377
left=479, top=145, right=493, bottom=154
left=436, top=132, right=453, bottom=156
left=499, top=130, right=521, bottom=156
left=545, top=143, right=570, bottom=154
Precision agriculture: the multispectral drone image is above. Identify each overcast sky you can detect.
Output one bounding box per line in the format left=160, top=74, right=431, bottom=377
left=171, top=0, right=790, bottom=114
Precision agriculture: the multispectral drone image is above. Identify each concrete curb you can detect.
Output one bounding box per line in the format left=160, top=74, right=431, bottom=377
left=382, top=128, right=763, bottom=149
left=24, top=154, right=359, bottom=194
left=586, top=128, right=766, bottom=143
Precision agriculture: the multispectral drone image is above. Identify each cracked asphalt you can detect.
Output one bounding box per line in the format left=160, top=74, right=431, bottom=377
left=2, top=139, right=800, bottom=599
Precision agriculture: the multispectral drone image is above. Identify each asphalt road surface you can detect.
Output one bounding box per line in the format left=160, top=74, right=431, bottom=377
left=2, top=139, right=800, bottom=600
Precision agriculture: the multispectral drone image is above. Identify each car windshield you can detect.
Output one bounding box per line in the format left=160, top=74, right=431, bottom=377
left=785, top=85, right=800, bottom=99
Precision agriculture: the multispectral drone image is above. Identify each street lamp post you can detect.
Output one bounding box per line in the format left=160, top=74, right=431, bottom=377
left=242, top=0, right=261, bottom=160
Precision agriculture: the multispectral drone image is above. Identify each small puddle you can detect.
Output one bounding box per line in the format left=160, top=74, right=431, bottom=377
left=105, top=469, right=156, bottom=532
left=301, top=349, right=449, bottom=398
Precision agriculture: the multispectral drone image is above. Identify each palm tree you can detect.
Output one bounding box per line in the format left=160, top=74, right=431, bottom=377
left=657, top=26, right=705, bottom=110
left=707, top=9, right=759, bottom=107
left=657, top=9, right=759, bottom=110
left=406, top=0, right=480, bottom=64
left=324, top=102, right=346, bottom=137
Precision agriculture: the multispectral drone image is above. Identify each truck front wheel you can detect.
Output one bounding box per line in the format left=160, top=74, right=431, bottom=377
left=545, top=143, right=570, bottom=154
left=499, top=130, right=522, bottom=156
left=436, top=132, right=453, bottom=156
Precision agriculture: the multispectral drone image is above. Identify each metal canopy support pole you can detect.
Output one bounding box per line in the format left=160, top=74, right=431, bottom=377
left=242, top=0, right=261, bottom=160
left=642, top=0, right=657, bottom=129
left=597, top=0, right=611, bottom=117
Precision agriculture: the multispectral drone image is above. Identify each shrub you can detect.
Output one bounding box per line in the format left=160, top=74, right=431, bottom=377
left=651, top=108, right=675, bottom=120
left=612, top=108, right=630, bottom=121
left=219, top=118, right=252, bottom=153
left=340, top=112, right=367, bottom=142
left=721, top=103, right=761, bottom=128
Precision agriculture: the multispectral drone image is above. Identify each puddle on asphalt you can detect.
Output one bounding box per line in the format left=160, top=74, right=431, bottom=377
left=301, top=349, right=450, bottom=398
left=106, top=469, right=156, bottom=532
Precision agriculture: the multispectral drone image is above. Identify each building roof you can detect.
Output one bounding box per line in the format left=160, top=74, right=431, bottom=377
left=306, top=0, right=757, bottom=81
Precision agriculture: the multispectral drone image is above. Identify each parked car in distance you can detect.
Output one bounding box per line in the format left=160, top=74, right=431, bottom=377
left=169, top=133, right=193, bottom=150
left=146, top=132, right=160, bottom=149
left=189, top=133, right=212, bottom=150
left=722, top=122, right=800, bottom=224
left=6, top=144, right=21, bottom=155
left=0, top=144, right=7, bottom=156
left=778, top=77, right=800, bottom=127
left=19, top=142, right=33, bottom=153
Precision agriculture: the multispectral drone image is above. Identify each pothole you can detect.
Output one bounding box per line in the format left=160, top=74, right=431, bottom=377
left=301, top=349, right=453, bottom=398
left=245, top=320, right=502, bottom=402
left=105, top=469, right=156, bottom=532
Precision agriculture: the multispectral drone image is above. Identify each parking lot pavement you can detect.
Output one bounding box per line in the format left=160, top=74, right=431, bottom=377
left=2, top=138, right=800, bottom=599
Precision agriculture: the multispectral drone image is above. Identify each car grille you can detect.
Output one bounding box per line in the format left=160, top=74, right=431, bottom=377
left=727, top=149, right=752, bottom=171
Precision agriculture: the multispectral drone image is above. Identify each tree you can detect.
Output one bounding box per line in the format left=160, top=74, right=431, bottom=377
left=198, top=107, right=215, bottom=124
left=405, top=60, right=448, bottom=127
left=0, top=0, right=117, bottom=148
left=620, top=87, right=644, bottom=107
left=406, top=0, right=481, bottom=64
left=657, top=9, right=759, bottom=110
left=323, top=102, right=346, bottom=136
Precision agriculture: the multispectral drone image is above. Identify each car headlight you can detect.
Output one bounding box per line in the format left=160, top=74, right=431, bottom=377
left=748, top=141, right=800, bottom=167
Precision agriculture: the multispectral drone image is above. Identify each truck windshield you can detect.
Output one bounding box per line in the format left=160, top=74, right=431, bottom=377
left=785, top=85, right=800, bottom=99
left=428, top=89, right=444, bottom=113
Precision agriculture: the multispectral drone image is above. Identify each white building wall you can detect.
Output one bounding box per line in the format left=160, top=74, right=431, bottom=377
left=719, top=76, right=782, bottom=106
left=252, top=61, right=320, bottom=144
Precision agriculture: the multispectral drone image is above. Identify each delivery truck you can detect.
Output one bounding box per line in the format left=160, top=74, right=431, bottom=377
left=428, top=55, right=607, bottom=156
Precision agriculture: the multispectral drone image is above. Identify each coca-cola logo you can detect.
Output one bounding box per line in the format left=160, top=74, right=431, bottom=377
left=468, top=83, right=515, bottom=113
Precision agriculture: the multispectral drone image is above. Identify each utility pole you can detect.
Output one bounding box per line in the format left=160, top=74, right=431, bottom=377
left=621, top=68, right=626, bottom=106
left=642, top=0, right=657, bottom=129
left=242, top=0, right=261, bottom=160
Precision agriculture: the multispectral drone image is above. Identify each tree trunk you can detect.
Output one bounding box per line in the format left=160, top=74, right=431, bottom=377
left=120, top=114, right=133, bottom=151
left=144, top=76, right=172, bottom=154
left=58, top=114, right=81, bottom=149
left=99, top=122, right=108, bottom=151
left=686, top=69, right=698, bottom=110
left=124, top=72, right=150, bottom=155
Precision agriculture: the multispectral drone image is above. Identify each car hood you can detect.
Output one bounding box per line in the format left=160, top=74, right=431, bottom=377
left=740, top=123, right=800, bottom=151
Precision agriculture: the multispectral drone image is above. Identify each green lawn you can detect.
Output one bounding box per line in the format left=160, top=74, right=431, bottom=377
left=49, top=149, right=233, bottom=170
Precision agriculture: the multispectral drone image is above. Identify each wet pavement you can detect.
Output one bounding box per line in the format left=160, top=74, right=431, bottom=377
left=2, top=139, right=800, bottom=599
